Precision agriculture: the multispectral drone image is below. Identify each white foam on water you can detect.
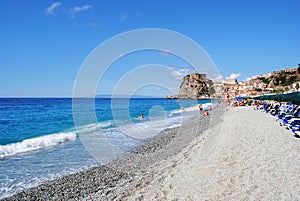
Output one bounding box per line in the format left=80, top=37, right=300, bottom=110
left=75, top=120, right=115, bottom=134
left=114, top=104, right=204, bottom=140
left=167, top=102, right=213, bottom=117
left=0, top=103, right=214, bottom=159
left=0, top=120, right=116, bottom=159
left=168, top=105, right=198, bottom=117
left=0, top=132, right=77, bottom=159
left=202, top=102, right=214, bottom=110
left=0, top=101, right=216, bottom=198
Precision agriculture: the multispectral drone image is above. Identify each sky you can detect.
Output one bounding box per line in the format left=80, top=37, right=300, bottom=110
left=0, top=0, right=299, bottom=97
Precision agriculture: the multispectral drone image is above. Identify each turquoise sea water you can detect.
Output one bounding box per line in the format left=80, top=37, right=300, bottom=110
left=0, top=98, right=213, bottom=198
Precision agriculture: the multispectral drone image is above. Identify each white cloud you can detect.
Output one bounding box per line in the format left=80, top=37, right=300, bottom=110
left=46, top=2, right=61, bottom=15
left=71, top=5, right=92, bottom=13
left=212, top=75, right=224, bottom=82
left=166, top=66, right=196, bottom=80
left=226, top=73, right=241, bottom=79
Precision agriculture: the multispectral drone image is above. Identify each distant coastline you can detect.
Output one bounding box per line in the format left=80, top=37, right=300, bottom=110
left=96, top=94, right=164, bottom=99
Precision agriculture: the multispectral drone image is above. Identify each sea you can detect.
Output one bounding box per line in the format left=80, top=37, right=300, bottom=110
left=0, top=98, right=214, bottom=198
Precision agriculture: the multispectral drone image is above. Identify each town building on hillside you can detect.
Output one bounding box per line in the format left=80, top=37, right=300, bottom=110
left=168, top=63, right=300, bottom=99
left=223, top=79, right=237, bottom=91
left=246, top=78, right=260, bottom=89
left=237, top=81, right=248, bottom=96
left=282, top=68, right=297, bottom=74
left=223, top=79, right=237, bottom=85
left=223, top=79, right=238, bottom=97
left=212, top=82, right=225, bottom=97
left=260, top=73, right=272, bottom=78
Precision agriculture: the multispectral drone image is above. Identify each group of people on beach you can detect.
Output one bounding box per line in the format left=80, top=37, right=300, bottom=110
left=221, top=93, right=300, bottom=137
left=231, top=99, right=252, bottom=107
left=138, top=98, right=299, bottom=136
left=139, top=99, right=225, bottom=121
left=198, top=104, right=214, bottom=116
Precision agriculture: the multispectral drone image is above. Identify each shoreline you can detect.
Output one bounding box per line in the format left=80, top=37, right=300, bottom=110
left=2, top=105, right=227, bottom=200
left=6, top=105, right=299, bottom=200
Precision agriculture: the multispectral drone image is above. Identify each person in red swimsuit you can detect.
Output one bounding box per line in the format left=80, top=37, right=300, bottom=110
left=226, top=92, right=230, bottom=105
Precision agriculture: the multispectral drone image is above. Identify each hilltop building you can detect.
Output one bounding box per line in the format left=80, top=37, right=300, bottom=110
left=166, top=73, right=213, bottom=99
left=167, top=63, right=300, bottom=99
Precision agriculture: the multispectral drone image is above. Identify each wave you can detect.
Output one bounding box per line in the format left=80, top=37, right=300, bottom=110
left=202, top=102, right=214, bottom=110
left=0, top=132, right=77, bottom=159
left=0, top=103, right=215, bottom=159
left=75, top=121, right=115, bottom=133
left=168, top=106, right=197, bottom=117
left=0, top=120, right=116, bottom=159
left=168, top=103, right=213, bottom=117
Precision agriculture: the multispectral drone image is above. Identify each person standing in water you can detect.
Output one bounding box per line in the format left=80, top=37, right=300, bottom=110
left=199, top=104, right=203, bottom=111
left=140, top=114, right=144, bottom=119
left=202, top=110, right=209, bottom=116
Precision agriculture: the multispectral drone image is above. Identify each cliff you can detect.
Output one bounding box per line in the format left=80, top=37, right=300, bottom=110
left=247, top=65, right=300, bottom=90
left=167, top=73, right=213, bottom=99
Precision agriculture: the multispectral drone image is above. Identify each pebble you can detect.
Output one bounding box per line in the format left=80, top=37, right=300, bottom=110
left=1, top=107, right=226, bottom=201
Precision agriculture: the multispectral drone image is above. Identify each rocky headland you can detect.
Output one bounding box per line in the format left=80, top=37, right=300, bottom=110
left=166, top=73, right=213, bottom=99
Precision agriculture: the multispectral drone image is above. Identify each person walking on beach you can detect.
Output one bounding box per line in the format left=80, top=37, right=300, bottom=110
left=226, top=92, right=230, bottom=105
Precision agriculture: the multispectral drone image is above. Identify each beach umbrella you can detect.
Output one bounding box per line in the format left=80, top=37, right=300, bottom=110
left=236, top=96, right=245, bottom=101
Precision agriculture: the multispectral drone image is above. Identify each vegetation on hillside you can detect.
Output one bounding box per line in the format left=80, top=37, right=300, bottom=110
left=270, top=72, right=298, bottom=87
left=257, top=68, right=300, bottom=89
left=258, top=77, right=270, bottom=84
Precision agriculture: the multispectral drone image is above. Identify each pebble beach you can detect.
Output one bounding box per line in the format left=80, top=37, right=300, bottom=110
left=3, top=105, right=300, bottom=200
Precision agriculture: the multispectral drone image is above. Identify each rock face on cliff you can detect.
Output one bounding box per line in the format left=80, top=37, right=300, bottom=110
left=167, top=73, right=213, bottom=99
left=246, top=65, right=300, bottom=91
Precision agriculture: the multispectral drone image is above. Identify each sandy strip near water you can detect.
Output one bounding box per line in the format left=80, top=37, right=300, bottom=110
left=124, top=107, right=300, bottom=201
left=4, top=106, right=300, bottom=200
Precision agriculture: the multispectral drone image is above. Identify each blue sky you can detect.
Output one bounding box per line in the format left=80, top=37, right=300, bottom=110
left=0, top=0, right=299, bottom=97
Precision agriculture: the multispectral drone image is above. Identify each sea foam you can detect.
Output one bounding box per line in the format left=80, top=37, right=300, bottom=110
left=0, top=132, right=77, bottom=159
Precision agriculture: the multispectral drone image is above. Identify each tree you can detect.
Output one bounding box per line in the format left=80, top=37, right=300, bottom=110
left=255, top=88, right=262, bottom=92
left=296, top=83, right=300, bottom=91
left=298, top=66, right=300, bottom=74
left=287, top=75, right=297, bottom=85
left=209, top=87, right=216, bottom=95
left=258, top=77, right=270, bottom=84
left=285, top=86, right=289, bottom=92
left=279, top=74, right=287, bottom=85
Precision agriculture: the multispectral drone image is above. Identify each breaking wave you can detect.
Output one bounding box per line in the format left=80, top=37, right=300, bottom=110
left=0, top=132, right=77, bottom=159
